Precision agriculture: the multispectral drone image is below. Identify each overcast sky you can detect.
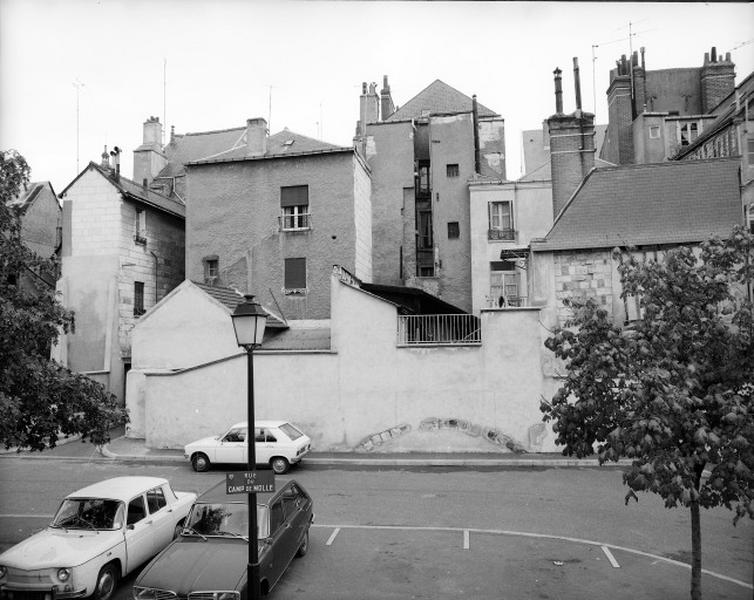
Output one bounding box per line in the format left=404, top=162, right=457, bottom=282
left=1, top=1, right=752, bottom=194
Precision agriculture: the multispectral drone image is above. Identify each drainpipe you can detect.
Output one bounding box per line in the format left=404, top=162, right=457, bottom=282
left=472, top=95, right=480, bottom=174
left=150, top=251, right=159, bottom=304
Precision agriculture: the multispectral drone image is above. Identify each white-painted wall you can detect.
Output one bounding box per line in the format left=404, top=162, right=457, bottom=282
left=127, top=273, right=560, bottom=453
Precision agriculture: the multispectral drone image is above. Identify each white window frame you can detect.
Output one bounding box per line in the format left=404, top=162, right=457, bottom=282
left=281, top=205, right=311, bottom=231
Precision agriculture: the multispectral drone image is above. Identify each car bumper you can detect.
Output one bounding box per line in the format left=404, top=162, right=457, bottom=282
left=0, top=584, right=88, bottom=600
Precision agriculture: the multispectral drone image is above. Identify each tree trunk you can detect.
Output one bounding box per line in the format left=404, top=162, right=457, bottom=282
left=690, top=499, right=702, bottom=599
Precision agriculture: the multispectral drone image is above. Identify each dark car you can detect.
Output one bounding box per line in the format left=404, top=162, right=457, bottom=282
left=132, top=479, right=314, bottom=598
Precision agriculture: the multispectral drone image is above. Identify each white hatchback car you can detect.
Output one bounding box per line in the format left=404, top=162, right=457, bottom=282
left=184, top=420, right=312, bottom=474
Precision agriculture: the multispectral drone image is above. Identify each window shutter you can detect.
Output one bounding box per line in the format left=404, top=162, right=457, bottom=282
left=284, top=257, right=306, bottom=288
left=281, top=185, right=309, bottom=207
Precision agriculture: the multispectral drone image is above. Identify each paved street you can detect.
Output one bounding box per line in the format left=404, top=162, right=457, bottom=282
left=0, top=456, right=751, bottom=599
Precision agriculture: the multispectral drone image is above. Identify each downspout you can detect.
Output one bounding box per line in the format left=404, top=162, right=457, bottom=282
left=472, top=95, right=480, bottom=174
left=150, top=251, right=159, bottom=304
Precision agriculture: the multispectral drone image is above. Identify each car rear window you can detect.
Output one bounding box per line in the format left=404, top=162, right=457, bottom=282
left=279, top=423, right=303, bottom=440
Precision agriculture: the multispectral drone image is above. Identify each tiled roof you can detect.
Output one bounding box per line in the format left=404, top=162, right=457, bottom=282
left=191, top=129, right=347, bottom=165
left=9, top=181, right=53, bottom=209
left=518, top=156, right=614, bottom=183
left=532, top=158, right=741, bottom=252
left=160, top=127, right=246, bottom=178
left=192, top=281, right=287, bottom=328
left=88, top=163, right=185, bottom=218
left=385, top=79, right=498, bottom=122
left=261, top=326, right=331, bottom=351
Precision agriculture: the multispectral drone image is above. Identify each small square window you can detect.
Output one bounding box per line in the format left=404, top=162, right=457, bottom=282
left=446, top=164, right=459, bottom=178
left=203, top=258, right=219, bottom=284
left=447, top=222, right=460, bottom=239
left=649, top=126, right=660, bottom=139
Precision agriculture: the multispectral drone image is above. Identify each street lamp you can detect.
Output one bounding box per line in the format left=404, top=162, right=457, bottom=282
left=231, top=294, right=267, bottom=600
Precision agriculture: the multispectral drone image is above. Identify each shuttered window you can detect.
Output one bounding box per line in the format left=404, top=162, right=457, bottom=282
left=280, top=185, right=309, bottom=208
left=284, top=258, right=306, bottom=290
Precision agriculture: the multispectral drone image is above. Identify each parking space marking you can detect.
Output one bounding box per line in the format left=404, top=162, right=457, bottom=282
left=0, top=514, right=54, bottom=518
left=311, top=523, right=752, bottom=590
left=325, top=527, right=341, bottom=546
left=601, top=545, right=620, bottom=568
left=463, top=529, right=470, bottom=550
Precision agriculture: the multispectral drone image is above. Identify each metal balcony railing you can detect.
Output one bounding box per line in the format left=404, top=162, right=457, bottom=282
left=488, top=228, right=517, bottom=241
left=397, top=314, right=481, bottom=346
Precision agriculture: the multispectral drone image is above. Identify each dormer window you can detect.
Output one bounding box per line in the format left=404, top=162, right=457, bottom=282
left=280, top=185, right=310, bottom=231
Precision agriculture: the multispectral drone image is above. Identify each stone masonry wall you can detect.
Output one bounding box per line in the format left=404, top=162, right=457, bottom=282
left=553, top=250, right=614, bottom=323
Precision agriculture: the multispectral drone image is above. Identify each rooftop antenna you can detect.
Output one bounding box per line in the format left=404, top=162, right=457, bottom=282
left=268, top=85, right=273, bottom=133
left=163, top=58, right=167, bottom=146
left=73, top=78, right=85, bottom=173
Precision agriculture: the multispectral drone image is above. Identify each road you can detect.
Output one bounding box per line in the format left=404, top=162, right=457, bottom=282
left=0, top=457, right=751, bottom=599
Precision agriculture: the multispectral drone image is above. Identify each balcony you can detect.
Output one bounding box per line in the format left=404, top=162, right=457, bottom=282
left=279, top=213, right=311, bottom=232
left=488, top=228, right=516, bottom=242
left=397, top=314, right=481, bottom=346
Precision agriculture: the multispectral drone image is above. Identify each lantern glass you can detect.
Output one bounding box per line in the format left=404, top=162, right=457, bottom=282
left=231, top=295, right=267, bottom=348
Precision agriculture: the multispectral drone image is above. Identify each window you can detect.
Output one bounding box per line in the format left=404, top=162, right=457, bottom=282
left=134, top=281, right=145, bottom=317
left=649, top=126, right=660, bottom=139
left=447, top=221, right=460, bottom=239
left=284, top=257, right=306, bottom=292
left=416, top=161, right=430, bottom=195
left=419, top=266, right=434, bottom=277
left=146, top=487, right=167, bottom=513
left=446, top=163, right=459, bottom=178
left=134, top=209, right=146, bottom=245
left=281, top=185, right=310, bottom=230
left=203, top=257, right=219, bottom=284
left=127, top=496, right=147, bottom=526
left=417, top=209, right=433, bottom=249
left=743, top=136, right=753, bottom=163
left=490, top=261, right=520, bottom=306
left=679, top=121, right=698, bottom=146
left=488, top=201, right=514, bottom=240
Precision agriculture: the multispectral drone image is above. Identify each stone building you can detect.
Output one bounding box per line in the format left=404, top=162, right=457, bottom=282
left=55, top=153, right=185, bottom=403
left=354, top=77, right=506, bottom=312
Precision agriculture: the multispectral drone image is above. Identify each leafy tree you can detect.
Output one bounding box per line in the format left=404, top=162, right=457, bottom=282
left=541, top=227, right=753, bottom=600
left=1, top=149, right=128, bottom=451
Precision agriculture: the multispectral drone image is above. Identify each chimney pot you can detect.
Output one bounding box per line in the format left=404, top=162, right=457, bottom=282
left=553, top=67, right=563, bottom=114
left=573, top=57, right=582, bottom=111
left=711, top=46, right=717, bottom=62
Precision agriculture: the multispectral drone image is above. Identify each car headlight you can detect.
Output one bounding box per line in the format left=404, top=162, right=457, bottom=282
left=133, top=587, right=160, bottom=600
left=57, top=568, right=71, bottom=582
left=0, top=565, right=6, bottom=579
left=216, top=593, right=240, bottom=600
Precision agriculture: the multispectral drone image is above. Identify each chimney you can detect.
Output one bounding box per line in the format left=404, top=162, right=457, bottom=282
left=547, top=60, right=595, bottom=217
left=603, top=55, right=634, bottom=165
left=133, top=116, right=167, bottom=187
left=101, top=145, right=110, bottom=169
left=380, top=75, right=395, bottom=121
left=553, top=68, right=563, bottom=114
left=246, top=118, right=268, bottom=157
left=143, top=116, right=162, bottom=146
left=109, top=146, right=121, bottom=178
left=701, top=46, right=736, bottom=113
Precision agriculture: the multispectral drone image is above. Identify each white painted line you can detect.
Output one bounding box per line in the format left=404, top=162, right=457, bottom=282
left=463, top=529, right=470, bottom=550
left=601, top=545, right=620, bottom=568
left=311, top=523, right=751, bottom=590
left=325, top=527, right=341, bottom=546
left=0, top=514, right=54, bottom=519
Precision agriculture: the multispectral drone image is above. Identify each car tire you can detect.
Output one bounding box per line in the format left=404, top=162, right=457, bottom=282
left=191, top=452, right=211, bottom=472
left=173, top=520, right=184, bottom=539
left=92, top=563, right=118, bottom=600
left=296, top=529, right=309, bottom=557
left=270, top=456, right=289, bottom=474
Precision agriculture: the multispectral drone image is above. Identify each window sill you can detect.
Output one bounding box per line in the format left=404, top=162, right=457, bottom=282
left=134, top=235, right=147, bottom=246
left=283, top=288, right=308, bottom=296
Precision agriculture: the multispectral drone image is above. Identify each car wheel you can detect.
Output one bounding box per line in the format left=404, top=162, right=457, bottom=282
left=173, top=520, right=184, bottom=539
left=270, top=456, right=289, bottom=474
left=296, top=529, right=309, bottom=557
left=192, top=452, right=211, bottom=472
left=92, top=563, right=118, bottom=600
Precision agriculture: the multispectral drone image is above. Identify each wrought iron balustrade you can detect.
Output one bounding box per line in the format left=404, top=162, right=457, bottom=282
left=397, top=314, right=481, bottom=346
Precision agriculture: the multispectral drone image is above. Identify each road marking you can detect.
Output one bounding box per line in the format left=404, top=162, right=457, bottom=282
left=325, top=527, right=341, bottom=546
left=463, top=529, right=470, bottom=550
left=0, top=514, right=54, bottom=519
left=601, top=545, right=620, bottom=568
left=312, top=524, right=751, bottom=590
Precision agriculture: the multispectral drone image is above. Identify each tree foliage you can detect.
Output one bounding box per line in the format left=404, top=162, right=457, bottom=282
left=1, top=149, right=128, bottom=450
left=541, top=228, right=753, bottom=599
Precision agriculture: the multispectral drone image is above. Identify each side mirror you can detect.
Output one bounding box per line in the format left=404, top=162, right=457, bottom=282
left=127, top=524, right=135, bottom=530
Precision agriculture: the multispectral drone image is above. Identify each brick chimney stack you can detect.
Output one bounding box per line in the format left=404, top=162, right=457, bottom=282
left=603, top=55, right=635, bottom=165
left=701, top=46, right=736, bottom=112
left=380, top=75, right=395, bottom=121
left=547, top=59, right=595, bottom=218
left=246, top=117, right=268, bottom=157
left=133, top=116, right=167, bottom=187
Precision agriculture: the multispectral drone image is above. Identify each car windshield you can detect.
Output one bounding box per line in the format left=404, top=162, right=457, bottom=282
left=186, top=502, right=269, bottom=538
left=279, top=423, right=304, bottom=440
left=51, top=498, right=124, bottom=530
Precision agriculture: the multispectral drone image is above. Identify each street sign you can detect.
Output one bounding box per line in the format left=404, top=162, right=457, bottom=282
left=225, top=470, right=275, bottom=494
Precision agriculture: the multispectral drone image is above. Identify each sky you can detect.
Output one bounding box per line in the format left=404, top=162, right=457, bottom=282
left=1, top=1, right=753, bottom=194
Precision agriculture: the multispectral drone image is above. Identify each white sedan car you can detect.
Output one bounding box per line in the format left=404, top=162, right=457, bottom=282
left=184, top=420, right=312, bottom=474
left=0, top=476, right=196, bottom=600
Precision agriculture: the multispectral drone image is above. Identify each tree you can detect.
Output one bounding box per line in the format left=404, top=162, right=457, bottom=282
left=541, top=227, right=753, bottom=600
left=1, top=149, right=128, bottom=450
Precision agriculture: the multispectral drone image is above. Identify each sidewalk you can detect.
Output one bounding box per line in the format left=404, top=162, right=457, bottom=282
left=0, top=430, right=629, bottom=468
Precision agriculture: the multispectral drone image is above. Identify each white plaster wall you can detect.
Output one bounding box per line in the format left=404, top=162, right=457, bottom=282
left=66, top=170, right=122, bottom=256
left=134, top=274, right=559, bottom=453
left=352, top=158, right=373, bottom=282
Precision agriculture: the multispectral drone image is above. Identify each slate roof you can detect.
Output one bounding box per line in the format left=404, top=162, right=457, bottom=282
left=532, top=158, right=741, bottom=252
left=384, top=79, right=498, bottom=122
left=518, top=155, right=614, bottom=183
left=9, top=181, right=56, bottom=209
left=160, top=127, right=246, bottom=178
left=193, top=281, right=287, bottom=329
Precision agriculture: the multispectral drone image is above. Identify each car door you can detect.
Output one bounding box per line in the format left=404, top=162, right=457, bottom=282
left=283, top=484, right=310, bottom=550
left=255, top=428, right=273, bottom=465
left=265, top=498, right=298, bottom=587
left=145, top=485, right=173, bottom=549
left=215, top=426, right=247, bottom=465
left=124, top=493, right=157, bottom=572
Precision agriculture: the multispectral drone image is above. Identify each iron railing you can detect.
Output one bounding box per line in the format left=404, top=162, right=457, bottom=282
left=488, top=228, right=517, bottom=241
left=397, top=314, right=481, bottom=346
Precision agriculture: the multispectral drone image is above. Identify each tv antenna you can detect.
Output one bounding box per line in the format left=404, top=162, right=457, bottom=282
left=73, top=79, right=85, bottom=173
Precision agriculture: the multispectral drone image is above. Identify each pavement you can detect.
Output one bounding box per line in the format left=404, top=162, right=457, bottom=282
left=0, top=428, right=630, bottom=468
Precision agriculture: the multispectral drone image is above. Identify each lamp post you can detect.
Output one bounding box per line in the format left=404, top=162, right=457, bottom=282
left=231, top=294, right=267, bottom=600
